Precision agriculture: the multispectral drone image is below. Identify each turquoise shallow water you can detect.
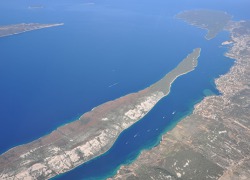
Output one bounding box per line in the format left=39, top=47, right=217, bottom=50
left=56, top=33, right=233, bottom=180
left=0, top=0, right=249, bottom=179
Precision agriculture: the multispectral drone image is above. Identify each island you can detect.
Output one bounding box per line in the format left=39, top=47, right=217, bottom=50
left=28, top=5, right=44, bottom=9
left=0, top=23, right=63, bottom=38
left=0, top=49, right=201, bottom=179
left=111, top=10, right=250, bottom=180
left=176, top=10, right=232, bottom=40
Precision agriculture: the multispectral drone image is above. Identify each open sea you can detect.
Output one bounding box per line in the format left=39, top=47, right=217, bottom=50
left=0, top=0, right=250, bottom=179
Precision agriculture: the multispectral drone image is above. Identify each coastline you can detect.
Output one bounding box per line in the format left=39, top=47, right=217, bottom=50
left=1, top=2, right=249, bottom=179
left=104, top=103, right=200, bottom=180
left=175, top=10, right=232, bottom=40
left=59, top=80, right=205, bottom=180
left=0, top=23, right=64, bottom=38
left=0, top=49, right=200, bottom=158
left=0, top=49, right=201, bottom=180
left=58, top=48, right=206, bottom=180
left=110, top=17, right=250, bottom=180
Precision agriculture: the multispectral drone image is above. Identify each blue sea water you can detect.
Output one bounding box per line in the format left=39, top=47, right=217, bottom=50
left=56, top=32, right=232, bottom=180
left=0, top=0, right=249, bottom=179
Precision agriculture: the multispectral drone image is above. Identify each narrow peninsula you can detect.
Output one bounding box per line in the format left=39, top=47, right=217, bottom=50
left=0, top=23, right=64, bottom=38
left=0, top=49, right=200, bottom=179
left=111, top=10, right=250, bottom=180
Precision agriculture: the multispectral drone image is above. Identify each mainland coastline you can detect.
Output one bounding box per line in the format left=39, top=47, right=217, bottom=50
left=111, top=10, right=250, bottom=180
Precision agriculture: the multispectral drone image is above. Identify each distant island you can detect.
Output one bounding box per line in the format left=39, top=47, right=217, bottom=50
left=112, top=10, right=250, bottom=180
left=0, top=48, right=200, bottom=179
left=176, top=10, right=232, bottom=40
left=0, top=23, right=63, bottom=38
left=28, top=5, right=44, bottom=9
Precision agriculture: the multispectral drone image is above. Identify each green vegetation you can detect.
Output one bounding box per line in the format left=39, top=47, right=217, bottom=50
left=176, top=10, right=232, bottom=40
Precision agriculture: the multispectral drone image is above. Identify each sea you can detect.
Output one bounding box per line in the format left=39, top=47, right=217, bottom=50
left=0, top=0, right=249, bottom=179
